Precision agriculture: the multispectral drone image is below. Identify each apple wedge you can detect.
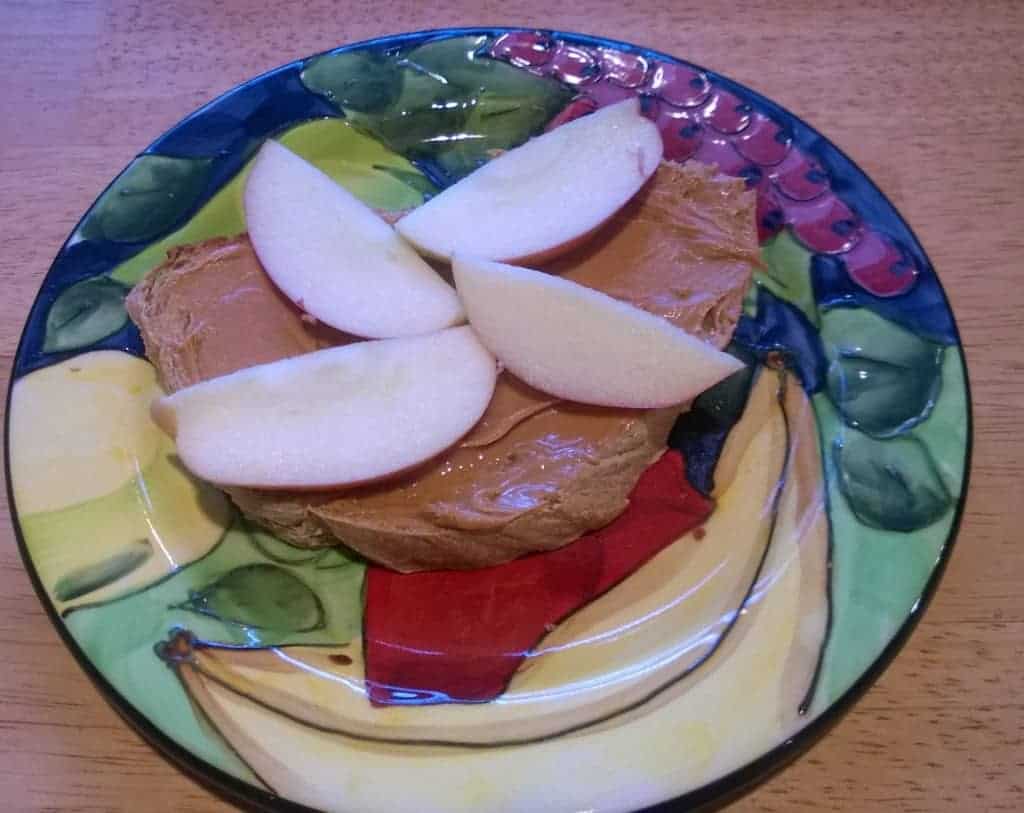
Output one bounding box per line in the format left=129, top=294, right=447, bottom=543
left=244, top=140, right=464, bottom=338
left=395, top=98, right=663, bottom=264
left=452, top=256, right=744, bottom=408
left=151, top=327, right=497, bottom=489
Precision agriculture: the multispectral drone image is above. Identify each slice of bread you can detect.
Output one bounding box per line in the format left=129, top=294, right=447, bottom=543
left=127, top=162, right=757, bottom=571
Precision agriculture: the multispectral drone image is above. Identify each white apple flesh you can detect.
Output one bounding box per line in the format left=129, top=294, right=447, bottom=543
left=244, top=140, right=464, bottom=338
left=151, top=327, right=497, bottom=489
left=395, top=98, right=664, bottom=264
left=452, top=256, right=745, bottom=408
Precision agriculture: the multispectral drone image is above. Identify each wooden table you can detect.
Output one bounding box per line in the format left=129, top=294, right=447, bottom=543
left=1, top=1, right=1021, bottom=810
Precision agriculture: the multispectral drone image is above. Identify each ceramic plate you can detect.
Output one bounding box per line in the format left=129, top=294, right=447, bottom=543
left=5, top=28, right=970, bottom=812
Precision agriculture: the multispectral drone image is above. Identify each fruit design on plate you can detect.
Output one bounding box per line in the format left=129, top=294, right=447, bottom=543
left=7, top=29, right=967, bottom=813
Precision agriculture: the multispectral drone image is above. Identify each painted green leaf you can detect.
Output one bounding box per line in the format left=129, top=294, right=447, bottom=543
left=301, top=49, right=404, bottom=113
left=821, top=307, right=944, bottom=437
left=403, top=35, right=504, bottom=87
left=339, top=69, right=470, bottom=156
left=43, top=275, right=129, bottom=352
left=755, top=231, right=818, bottom=326
left=109, top=119, right=433, bottom=287
left=408, top=38, right=572, bottom=180
left=66, top=515, right=365, bottom=650
left=79, top=155, right=213, bottom=243
left=821, top=306, right=942, bottom=368
left=313, top=35, right=573, bottom=183
left=826, top=356, right=942, bottom=438
left=53, top=540, right=152, bottom=602
left=834, top=431, right=952, bottom=532
left=178, top=563, right=324, bottom=632
left=810, top=353, right=968, bottom=713
left=371, top=164, right=438, bottom=201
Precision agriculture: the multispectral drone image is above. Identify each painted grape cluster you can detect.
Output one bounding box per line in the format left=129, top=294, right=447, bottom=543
left=490, top=31, right=918, bottom=297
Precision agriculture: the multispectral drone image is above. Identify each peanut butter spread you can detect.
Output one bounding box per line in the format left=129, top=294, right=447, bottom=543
left=127, top=161, right=758, bottom=572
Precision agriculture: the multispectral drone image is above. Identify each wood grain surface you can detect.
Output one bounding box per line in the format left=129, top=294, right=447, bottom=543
left=1, top=1, right=1021, bottom=811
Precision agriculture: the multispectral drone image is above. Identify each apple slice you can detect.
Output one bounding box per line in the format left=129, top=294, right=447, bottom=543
left=452, top=256, right=744, bottom=408
left=151, top=326, right=497, bottom=489
left=395, top=98, right=663, bottom=264
left=244, top=140, right=464, bottom=338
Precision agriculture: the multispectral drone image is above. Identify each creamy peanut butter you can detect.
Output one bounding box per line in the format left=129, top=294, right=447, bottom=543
left=126, top=239, right=355, bottom=392
left=127, top=161, right=758, bottom=571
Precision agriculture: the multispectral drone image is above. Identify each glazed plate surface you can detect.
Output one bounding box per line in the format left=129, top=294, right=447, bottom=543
left=5, top=28, right=970, bottom=813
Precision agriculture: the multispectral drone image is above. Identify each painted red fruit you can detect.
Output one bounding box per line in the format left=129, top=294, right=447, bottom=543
left=585, top=79, right=638, bottom=108
left=546, top=44, right=601, bottom=86
left=733, top=113, right=791, bottom=166
left=490, top=31, right=555, bottom=67
left=842, top=230, right=919, bottom=297
left=700, top=89, right=752, bottom=134
left=655, top=102, right=704, bottom=162
left=646, top=61, right=711, bottom=108
left=772, top=148, right=829, bottom=201
left=544, top=95, right=598, bottom=131
left=691, top=135, right=753, bottom=177
left=785, top=193, right=864, bottom=254
left=755, top=180, right=787, bottom=242
left=363, top=451, right=712, bottom=705
left=597, top=48, right=649, bottom=87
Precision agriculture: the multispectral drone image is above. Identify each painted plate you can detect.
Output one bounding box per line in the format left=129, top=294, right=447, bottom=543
left=5, top=28, right=970, bottom=812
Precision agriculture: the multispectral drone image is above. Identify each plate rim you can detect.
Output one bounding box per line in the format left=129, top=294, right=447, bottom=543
left=4, top=25, right=973, bottom=813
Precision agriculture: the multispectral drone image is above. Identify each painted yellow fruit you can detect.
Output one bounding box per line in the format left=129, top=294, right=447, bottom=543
left=10, top=351, right=163, bottom=515
left=11, top=351, right=232, bottom=612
